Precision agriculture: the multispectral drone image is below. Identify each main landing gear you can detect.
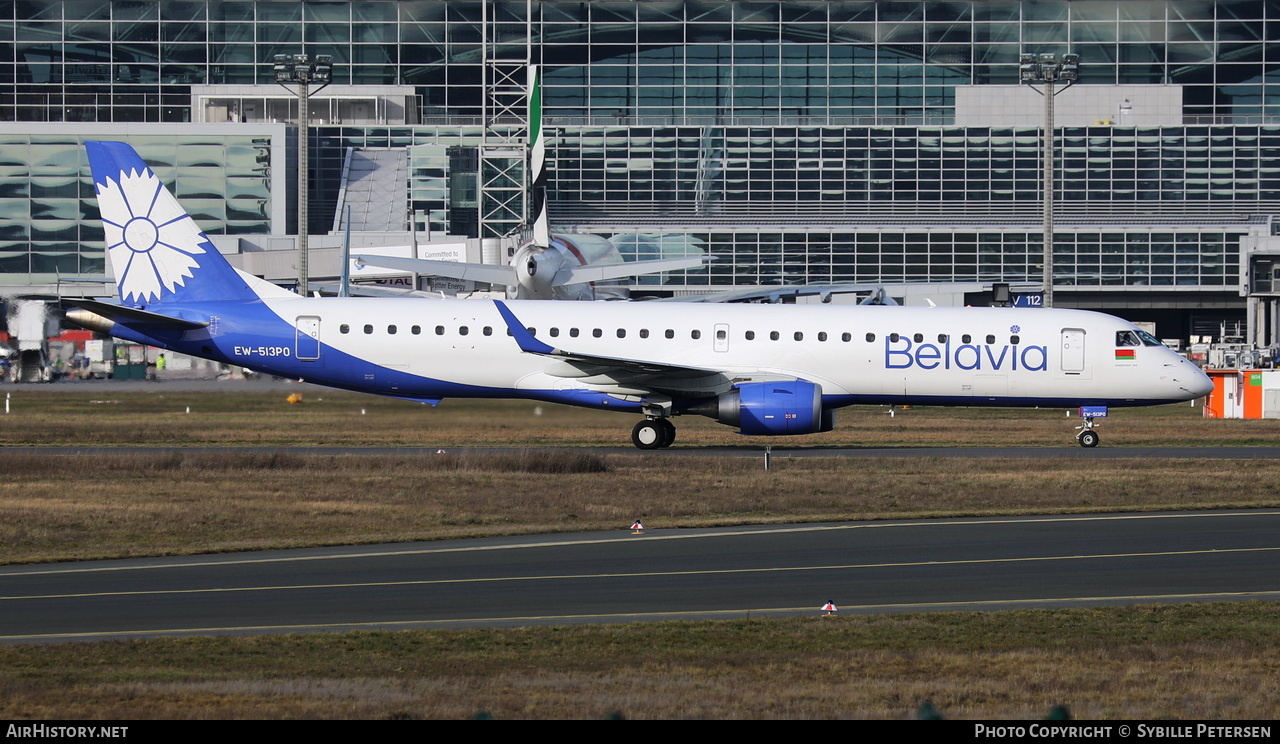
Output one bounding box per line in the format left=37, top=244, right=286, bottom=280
left=632, top=418, right=676, bottom=449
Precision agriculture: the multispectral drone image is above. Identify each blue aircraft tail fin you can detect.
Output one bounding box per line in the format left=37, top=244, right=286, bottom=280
left=85, top=140, right=279, bottom=305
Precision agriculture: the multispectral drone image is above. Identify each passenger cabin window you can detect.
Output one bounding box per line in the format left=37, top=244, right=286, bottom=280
left=550, top=328, right=560, bottom=337
left=436, top=326, right=445, bottom=335
left=770, top=331, right=780, bottom=341
left=794, top=332, right=803, bottom=341
left=411, top=326, right=421, bottom=335
left=745, top=331, right=755, bottom=340
left=913, top=333, right=923, bottom=343
left=889, top=333, right=900, bottom=342
left=569, top=328, right=579, bottom=337
left=593, top=329, right=602, bottom=338
left=665, top=329, right=674, bottom=339
left=388, top=325, right=397, bottom=334
left=640, top=329, right=649, bottom=339
left=716, top=329, right=727, bottom=340
left=865, top=333, right=874, bottom=342
left=818, top=332, right=827, bottom=342
left=617, top=329, right=626, bottom=338
left=1010, top=335, right=1020, bottom=345
left=363, top=324, right=374, bottom=334
left=483, top=327, right=492, bottom=336
left=459, top=326, right=469, bottom=336
left=842, top=333, right=852, bottom=342
left=962, top=334, right=972, bottom=343
left=340, top=324, right=350, bottom=334
left=986, top=335, right=996, bottom=345
left=691, top=330, right=701, bottom=340
left=938, top=334, right=948, bottom=343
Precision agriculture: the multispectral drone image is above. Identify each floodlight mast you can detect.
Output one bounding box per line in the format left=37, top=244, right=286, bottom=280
left=274, top=53, right=335, bottom=296
left=1020, top=52, right=1079, bottom=309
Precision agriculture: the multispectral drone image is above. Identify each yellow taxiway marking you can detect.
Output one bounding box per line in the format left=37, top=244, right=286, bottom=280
left=3, top=510, right=1279, bottom=578
left=2, top=589, right=1279, bottom=642
left=4, top=545, right=1279, bottom=602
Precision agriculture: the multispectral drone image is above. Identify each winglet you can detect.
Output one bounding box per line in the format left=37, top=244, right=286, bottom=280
left=494, top=300, right=556, bottom=355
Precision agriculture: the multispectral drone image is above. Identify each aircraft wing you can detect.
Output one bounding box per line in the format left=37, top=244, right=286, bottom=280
left=493, top=301, right=720, bottom=381
left=307, top=281, right=446, bottom=299
left=555, top=256, right=711, bottom=287
left=352, top=255, right=518, bottom=286
left=661, top=283, right=894, bottom=304
left=665, top=281, right=1015, bottom=304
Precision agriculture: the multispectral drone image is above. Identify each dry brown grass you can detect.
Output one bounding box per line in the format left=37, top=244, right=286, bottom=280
left=2, top=451, right=1279, bottom=565
left=0, top=389, right=1277, bottom=564
left=0, top=604, right=1277, bottom=719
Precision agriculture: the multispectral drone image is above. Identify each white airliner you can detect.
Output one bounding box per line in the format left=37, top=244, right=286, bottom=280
left=354, top=64, right=709, bottom=300
left=67, top=141, right=1213, bottom=449
left=354, top=232, right=707, bottom=301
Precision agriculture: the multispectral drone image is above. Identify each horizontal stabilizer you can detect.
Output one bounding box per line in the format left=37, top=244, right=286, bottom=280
left=555, top=256, right=710, bottom=286
left=352, top=255, right=517, bottom=286
left=62, top=298, right=209, bottom=330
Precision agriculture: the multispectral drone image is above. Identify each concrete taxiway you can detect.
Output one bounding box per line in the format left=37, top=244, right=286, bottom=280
left=1, top=510, right=1277, bottom=644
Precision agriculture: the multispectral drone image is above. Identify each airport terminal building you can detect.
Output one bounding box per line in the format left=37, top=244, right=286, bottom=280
left=3, top=0, right=1280, bottom=345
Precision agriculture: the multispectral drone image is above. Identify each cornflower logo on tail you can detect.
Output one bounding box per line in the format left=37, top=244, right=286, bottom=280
left=97, top=168, right=207, bottom=303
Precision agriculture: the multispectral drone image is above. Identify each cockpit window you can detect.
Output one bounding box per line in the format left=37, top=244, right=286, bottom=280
left=1117, top=329, right=1164, bottom=347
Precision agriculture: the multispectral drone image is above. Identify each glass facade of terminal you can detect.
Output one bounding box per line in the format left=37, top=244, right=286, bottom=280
left=0, top=0, right=1275, bottom=308
left=545, top=124, right=1280, bottom=209
left=2, top=0, right=1280, bottom=123
left=613, top=228, right=1242, bottom=288
left=0, top=132, right=275, bottom=275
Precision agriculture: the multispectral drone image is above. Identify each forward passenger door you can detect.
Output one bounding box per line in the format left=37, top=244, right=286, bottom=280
left=1060, top=328, right=1085, bottom=373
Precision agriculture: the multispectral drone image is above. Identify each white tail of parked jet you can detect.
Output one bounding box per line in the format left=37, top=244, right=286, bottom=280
left=69, top=141, right=1214, bottom=449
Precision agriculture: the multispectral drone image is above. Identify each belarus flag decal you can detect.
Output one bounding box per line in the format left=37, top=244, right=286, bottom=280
left=1115, top=349, right=1136, bottom=360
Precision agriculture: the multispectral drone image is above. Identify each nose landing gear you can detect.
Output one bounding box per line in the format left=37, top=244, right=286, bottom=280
left=1075, top=406, right=1107, bottom=448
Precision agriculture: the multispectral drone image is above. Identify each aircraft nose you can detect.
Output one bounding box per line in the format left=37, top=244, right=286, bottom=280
left=1179, top=362, right=1214, bottom=400
left=1190, top=368, right=1214, bottom=398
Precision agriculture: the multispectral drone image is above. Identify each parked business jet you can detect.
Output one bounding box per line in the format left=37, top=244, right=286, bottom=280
left=67, top=141, right=1213, bottom=448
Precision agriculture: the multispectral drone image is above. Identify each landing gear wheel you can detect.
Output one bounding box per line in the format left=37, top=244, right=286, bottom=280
left=632, top=418, right=676, bottom=450
left=1079, top=430, right=1100, bottom=448
left=632, top=419, right=664, bottom=449
left=654, top=418, right=676, bottom=448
